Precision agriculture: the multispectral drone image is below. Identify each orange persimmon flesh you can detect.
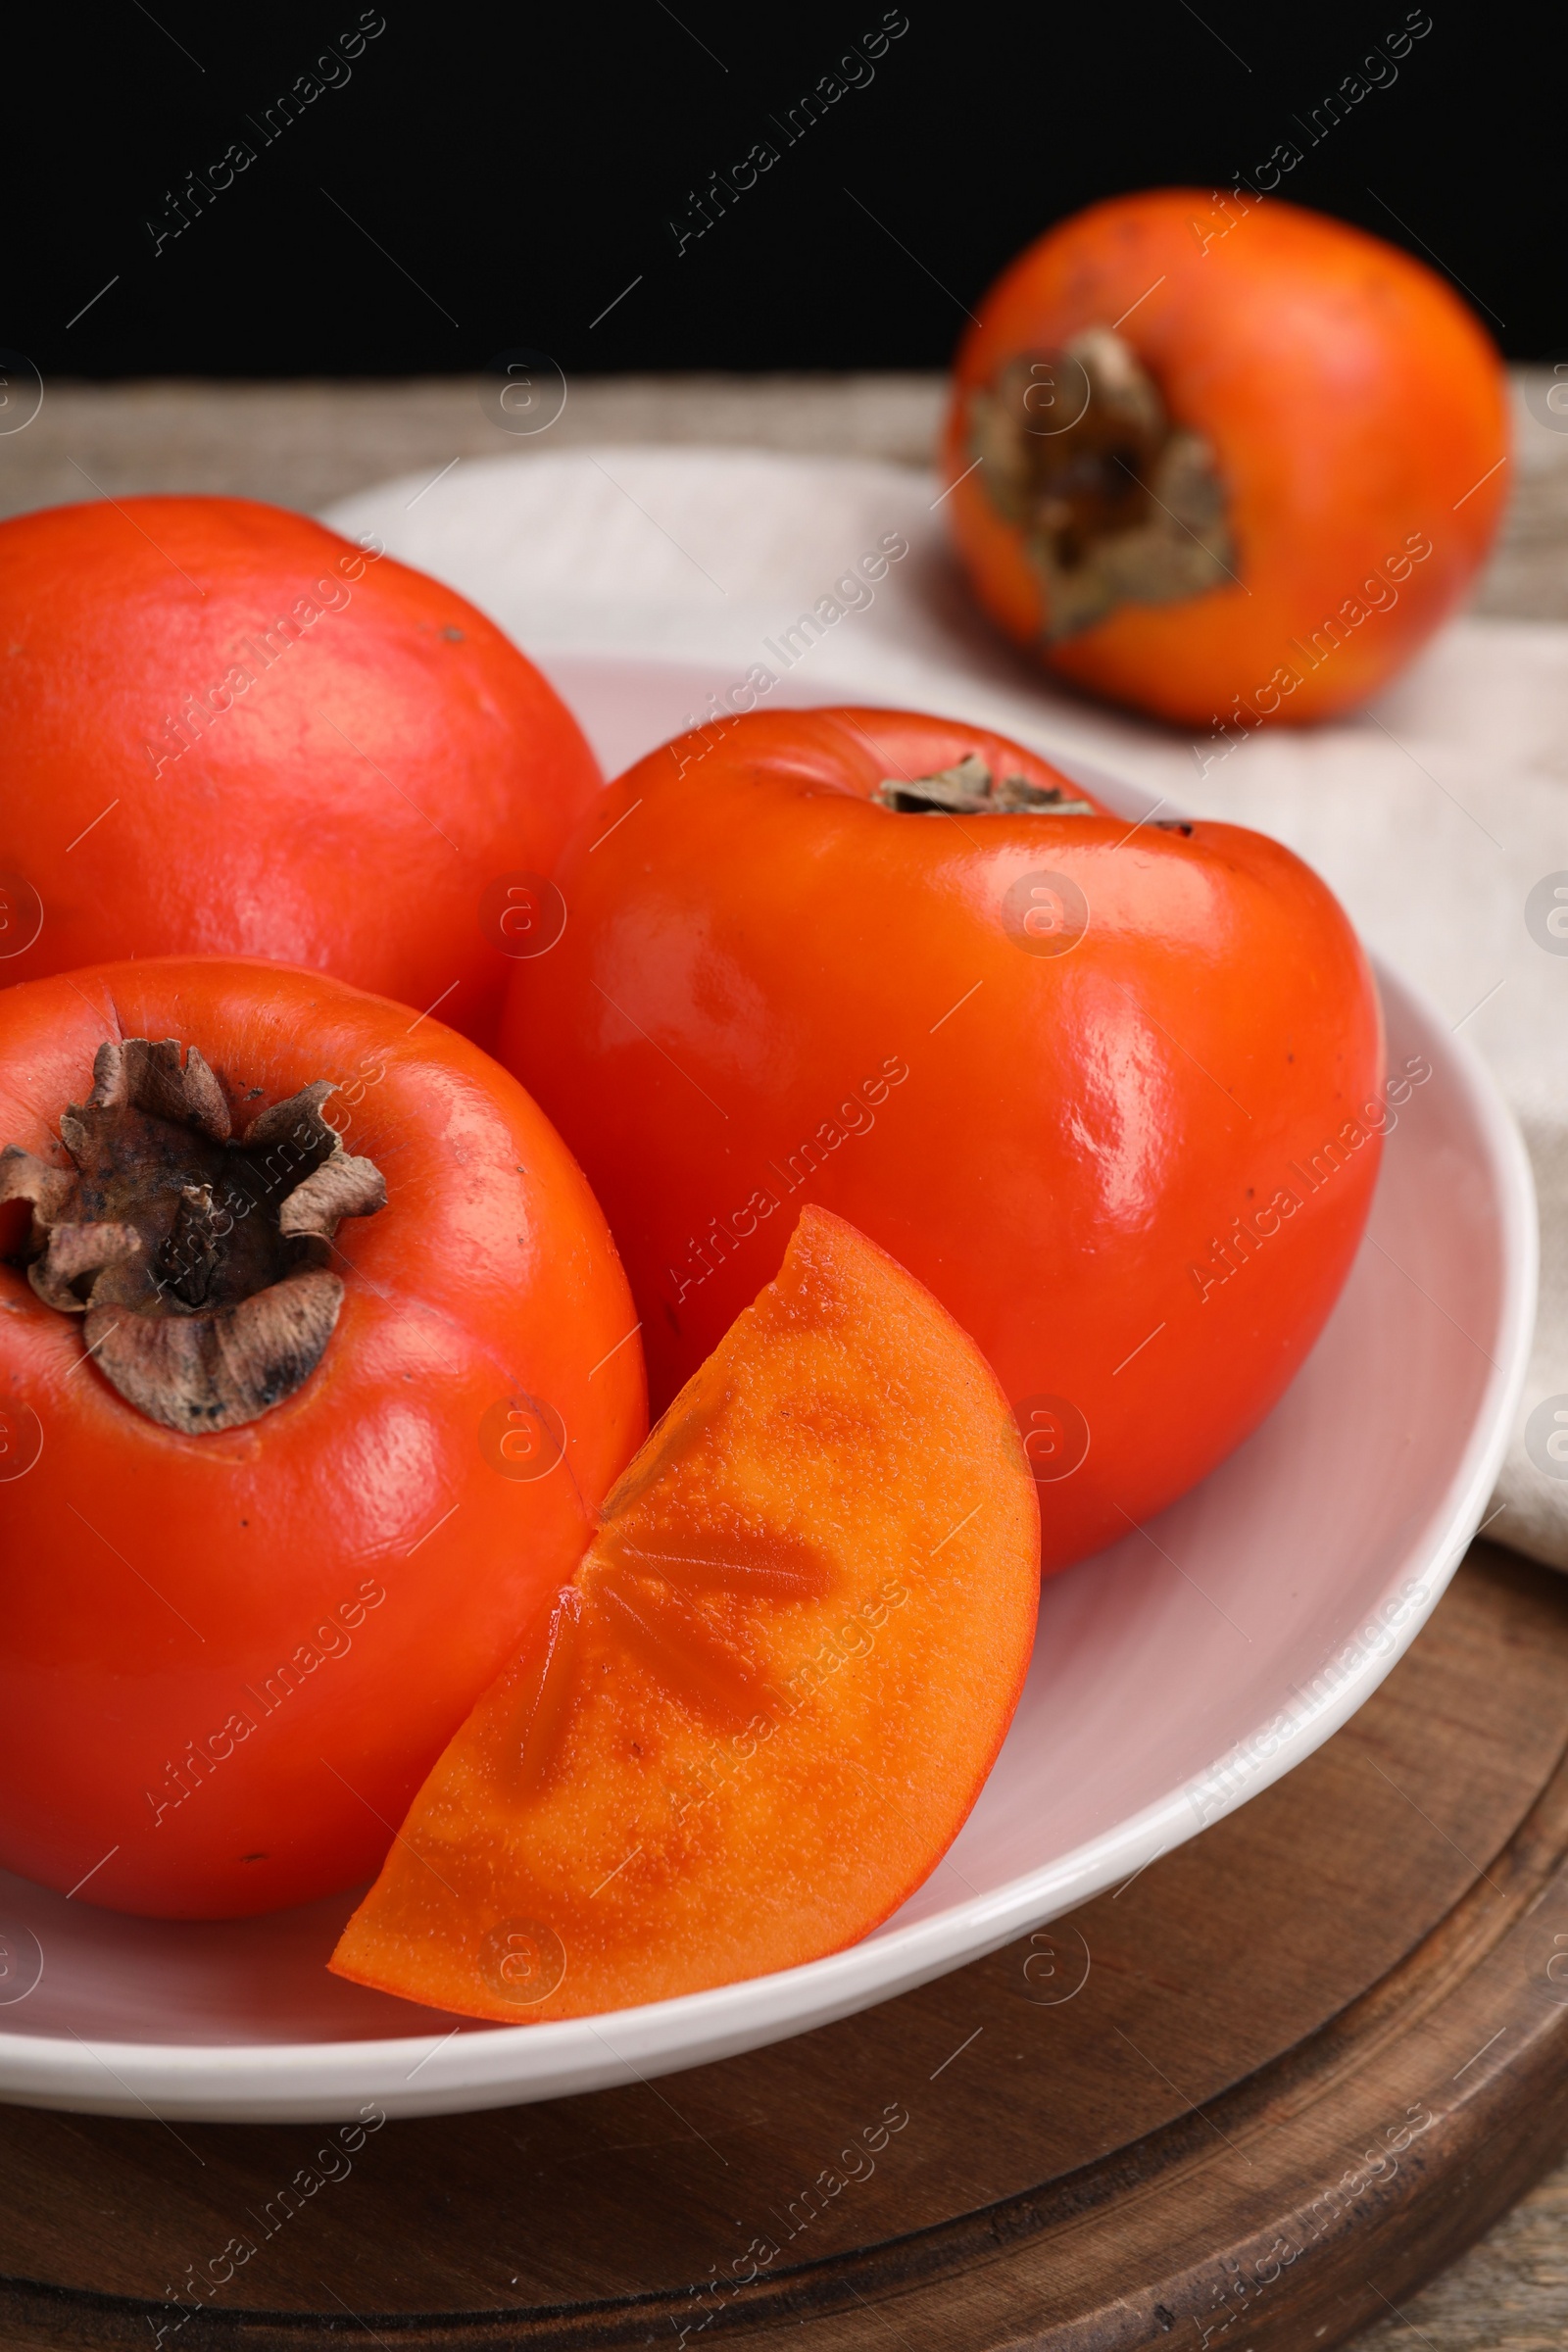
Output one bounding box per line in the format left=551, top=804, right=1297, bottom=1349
left=330, top=1206, right=1039, bottom=2021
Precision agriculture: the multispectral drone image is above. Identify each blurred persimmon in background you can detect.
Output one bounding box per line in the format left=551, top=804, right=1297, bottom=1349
left=943, top=190, right=1509, bottom=729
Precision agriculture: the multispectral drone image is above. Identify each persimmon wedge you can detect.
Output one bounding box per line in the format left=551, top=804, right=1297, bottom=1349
left=330, top=1206, right=1039, bottom=2022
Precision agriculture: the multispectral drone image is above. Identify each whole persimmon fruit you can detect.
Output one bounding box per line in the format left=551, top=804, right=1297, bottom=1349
left=498, top=707, right=1387, bottom=1577
left=0, top=497, right=603, bottom=1046
left=333, top=1207, right=1040, bottom=2021
left=0, top=957, right=645, bottom=1919
left=943, top=190, right=1508, bottom=728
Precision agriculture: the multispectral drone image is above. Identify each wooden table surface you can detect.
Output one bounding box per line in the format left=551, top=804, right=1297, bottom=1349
left=1, top=371, right=1564, bottom=2350
left=2, top=370, right=1565, bottom=622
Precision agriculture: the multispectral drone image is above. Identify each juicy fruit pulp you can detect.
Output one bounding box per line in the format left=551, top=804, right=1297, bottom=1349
left=331, top=1208, right=1040, bottom=2021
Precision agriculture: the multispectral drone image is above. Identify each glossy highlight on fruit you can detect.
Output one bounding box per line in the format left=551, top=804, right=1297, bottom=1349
left=0, top=956, right=645, bottom=1919
left=499, top=705, right=1386, bottom=1576
left=330, top=1207, right=1040, bottom=2021
left=0, top=497, right=604, bottom=1045
left=943, top=190, right=1508, bottom=726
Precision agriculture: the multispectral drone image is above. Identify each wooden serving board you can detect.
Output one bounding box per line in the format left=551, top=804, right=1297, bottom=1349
left=4, top=1538, right=1568, bottom=2352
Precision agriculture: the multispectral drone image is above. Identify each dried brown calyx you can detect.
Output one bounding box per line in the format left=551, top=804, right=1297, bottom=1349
left=0, top=1039, right=385, bottom=1436
left=967, top=326, right=1235, bottom=643
left=874, top=754, right=1095, bottom=816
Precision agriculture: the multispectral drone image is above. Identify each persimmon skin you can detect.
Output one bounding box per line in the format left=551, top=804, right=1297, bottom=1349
left=0, top=958, right=645, bottom=1920
left=331, top=1207, right=1039, bottom=2022
left=499, top=707, right=1385, bottom=1577
left=944, top=190, right=1509, bottom=726
left=0, top=497, right=603, bottom=1046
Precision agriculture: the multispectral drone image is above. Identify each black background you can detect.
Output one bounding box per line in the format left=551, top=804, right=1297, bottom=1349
left=11, top=3, right=1554, bottom=377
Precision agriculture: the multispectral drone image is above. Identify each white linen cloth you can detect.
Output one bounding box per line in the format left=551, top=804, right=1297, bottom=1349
left=326, top=449, right=1568, bottom=1571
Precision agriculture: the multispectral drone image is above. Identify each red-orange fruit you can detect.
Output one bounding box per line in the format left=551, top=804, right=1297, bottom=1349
left=498, top=705, right=1385, bottom=1579
left=0, top=497, right=602, bottom=1045
left=0, top=956, right=644, bottom=1919
left=330, top=1207, right=1040, bottom=2021
left=944, top=190, right=1509, bottom=727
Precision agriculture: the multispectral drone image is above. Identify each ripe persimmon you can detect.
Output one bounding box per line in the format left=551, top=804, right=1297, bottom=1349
left=0, top=498, right=603, bottom=1046
left=331, top=1207, right=1039, bottom=2021
left=943, top=190, right=1508, bottom=728
left=499, top=707, right=1385, bottom=1577
left=0, top=957, right=644, bottom=1919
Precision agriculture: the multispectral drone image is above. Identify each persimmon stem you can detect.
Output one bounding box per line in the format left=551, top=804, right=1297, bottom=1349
left=0, top=1038, right=385, bottom=1435
left=873, top=755, right=1094, bottom=816
left=968, top=324, right=1235, bottom=642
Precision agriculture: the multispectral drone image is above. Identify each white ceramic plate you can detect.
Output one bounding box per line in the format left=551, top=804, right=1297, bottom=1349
left=0, top=651, right=1535, bottom=2124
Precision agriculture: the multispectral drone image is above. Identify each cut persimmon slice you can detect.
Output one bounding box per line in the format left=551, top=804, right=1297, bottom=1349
left=329, top=1206, right=1039, bottom=2021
